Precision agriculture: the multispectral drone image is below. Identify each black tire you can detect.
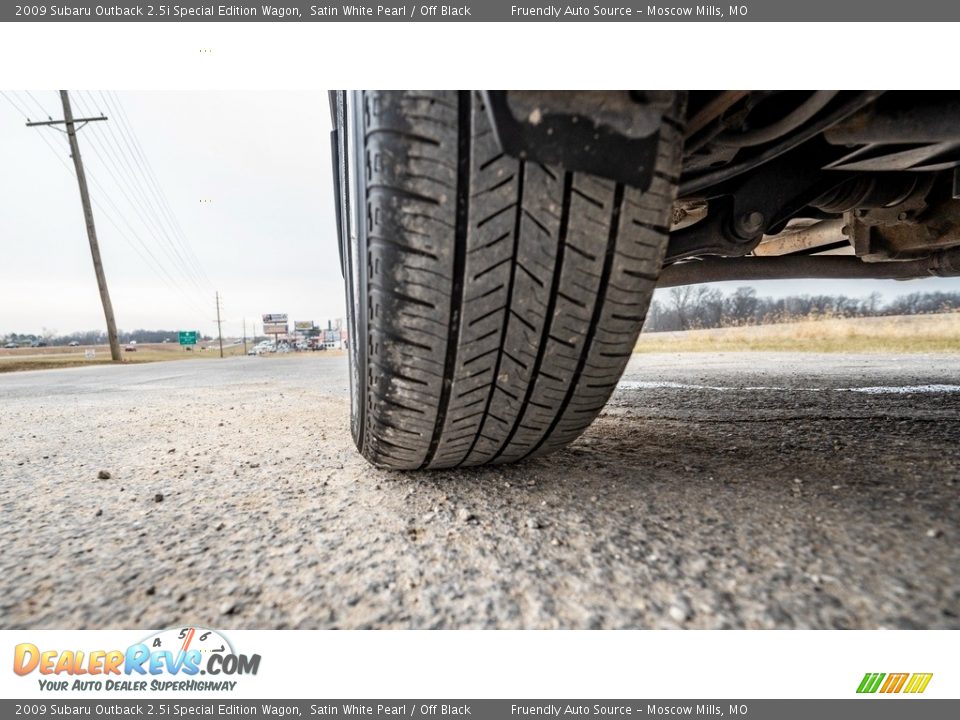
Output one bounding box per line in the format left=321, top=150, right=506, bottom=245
left=336, top=90, right=683, bottom=469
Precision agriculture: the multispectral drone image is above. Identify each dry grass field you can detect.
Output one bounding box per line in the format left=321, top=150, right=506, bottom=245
left=0, top=342, right=248, bottom=373
left=2, top=313, right=956, bottom=373
left=636, top=312, right=960, bottom=353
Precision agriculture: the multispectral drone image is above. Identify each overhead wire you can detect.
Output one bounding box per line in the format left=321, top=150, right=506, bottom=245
left=104, top=90, right=216, bottom=291
left=72, top=91, right=209, bottom=295
left=23, top=90, right=54, bottom=121
left=35, top=90, right=209, bottom=315
left=1, top=91, right=210, bottom=319
left=70, top=91, right=211, bottom=300
left=95, top=90, right=215, bottom=292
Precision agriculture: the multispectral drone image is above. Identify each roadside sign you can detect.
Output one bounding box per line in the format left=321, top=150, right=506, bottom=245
left=178, top=331, right=198, bottom=346
left=294, top=321, right=314, bottom=331
left=263, top=322, right=287, bottom=335
left=262, top=313, right=287, bottom=323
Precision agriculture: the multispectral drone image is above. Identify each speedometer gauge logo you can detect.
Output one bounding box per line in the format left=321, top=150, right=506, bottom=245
left=142, top=627, right=235, bottom=660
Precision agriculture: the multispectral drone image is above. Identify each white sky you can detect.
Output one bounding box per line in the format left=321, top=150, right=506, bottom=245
left=0, top=91, right=343, bottom=338
left=1, top=90, right=958, bottom=338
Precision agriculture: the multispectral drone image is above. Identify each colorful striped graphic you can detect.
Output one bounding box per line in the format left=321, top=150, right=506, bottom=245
left=903, top=673, right=935, bottom=694
left=857, top=672, right=933, bottom=694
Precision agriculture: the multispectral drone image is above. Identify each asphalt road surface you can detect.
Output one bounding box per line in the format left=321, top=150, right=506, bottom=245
left=2, top=352, right=958, bottom=629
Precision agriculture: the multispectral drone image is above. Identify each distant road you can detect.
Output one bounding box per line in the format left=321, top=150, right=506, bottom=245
left=2, top=352, right=957, bottom=629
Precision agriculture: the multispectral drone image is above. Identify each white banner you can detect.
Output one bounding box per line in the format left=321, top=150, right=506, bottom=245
left=1, top=630, right=955, bottom=700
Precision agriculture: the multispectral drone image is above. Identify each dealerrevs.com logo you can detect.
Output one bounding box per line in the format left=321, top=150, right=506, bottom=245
left=857, top=673, right=933, bottom=694
left=13, top=627, right=261, bottom=693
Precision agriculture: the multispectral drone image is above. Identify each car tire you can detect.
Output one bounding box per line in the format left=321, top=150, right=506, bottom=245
left=334, top=90, right=683, bottom=469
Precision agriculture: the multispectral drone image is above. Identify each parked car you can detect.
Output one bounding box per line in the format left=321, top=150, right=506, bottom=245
left=68, top=340, right=81, bottom=347
left=331, top=90, right=960, bottom=469
left=247, top=341, right=270, bottom=356
left=3, top=342, right=19, bottom=349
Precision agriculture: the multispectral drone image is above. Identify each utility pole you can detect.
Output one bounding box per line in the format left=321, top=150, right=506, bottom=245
left=215, top=291, right=224, bottom=358
left=28, top=91, right=121, bottom=361
left=242, top=317, right=248, bottom=355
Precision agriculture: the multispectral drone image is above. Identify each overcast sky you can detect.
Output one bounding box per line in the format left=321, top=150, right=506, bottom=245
left=1, top=90, right=958, bottom=338
left=1, top=91, right=341, bottom=338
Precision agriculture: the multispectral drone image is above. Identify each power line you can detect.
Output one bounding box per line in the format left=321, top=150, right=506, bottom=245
left=24, top=91, right=209, bottom=316
left=70, top=92, right=211, bottom=301
left=82, top=90, right=209, bottom=294
left=71, top=91, right=209, bottom=297
left=85, top=171, right=211, bottom=316
left=0, top=90, right=32, bottom=119
left=23, top=90, right=53, bottom=120
left=27, top=91, right=122, bottom=361
left=3, top=91, right=210, bottom=320
left=20, top=91, right=212, bottom=315
left=105, top=90, right=216, bottom=290
left=215, top=291, right=224, bottom=358
left=97, top=91, right=215, bottom=291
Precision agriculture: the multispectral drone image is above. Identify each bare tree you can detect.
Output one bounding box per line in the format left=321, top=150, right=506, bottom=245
left=727, top=286, right=759, bottom=324
left=668, top=286, right=696, bottom=330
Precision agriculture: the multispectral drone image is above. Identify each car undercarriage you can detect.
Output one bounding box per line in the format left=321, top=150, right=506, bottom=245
left=329, top=90, right=960, bottom=469
left=483, top=91, right=960, bottom=288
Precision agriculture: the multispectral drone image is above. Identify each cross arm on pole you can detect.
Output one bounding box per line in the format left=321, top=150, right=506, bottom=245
left=25, top=115, right=107, bottom=127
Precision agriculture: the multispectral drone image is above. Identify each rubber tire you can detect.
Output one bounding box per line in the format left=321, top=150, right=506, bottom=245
left=339, top=90, right=683, bottom=470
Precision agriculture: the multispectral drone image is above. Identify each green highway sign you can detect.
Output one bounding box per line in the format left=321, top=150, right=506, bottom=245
left=178, top=331, right=198, bottom=346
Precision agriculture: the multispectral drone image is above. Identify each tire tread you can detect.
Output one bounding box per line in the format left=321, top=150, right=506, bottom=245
left=355, top=90, right=683, bottom=469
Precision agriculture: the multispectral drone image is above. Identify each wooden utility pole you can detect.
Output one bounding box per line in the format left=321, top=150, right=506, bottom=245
left=215, top=291, right=224, bottom=358
left=242, top=317, right=248, bottom=355
left=28, top=92, right=121, bottom=361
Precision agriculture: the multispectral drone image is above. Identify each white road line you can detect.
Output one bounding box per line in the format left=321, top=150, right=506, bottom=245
left=617, top=381, right=960, bottom=394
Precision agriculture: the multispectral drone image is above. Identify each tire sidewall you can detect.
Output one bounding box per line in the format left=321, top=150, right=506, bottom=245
left=340, top=90, right=367, bottom=453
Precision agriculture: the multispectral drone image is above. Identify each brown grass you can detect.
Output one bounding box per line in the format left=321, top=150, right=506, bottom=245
left=0, top=342, right=248, bottom=373
left=636, top=312, right=960, bottom=353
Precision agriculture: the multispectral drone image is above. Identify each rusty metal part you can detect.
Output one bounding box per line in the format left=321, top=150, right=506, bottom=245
left=753, top=220, right=846, bottom=256
left=671, top=199, right=709, bottom=230
left=825, top=95, right=960, bottom=145
left=717, top=91, right=839, bottom=148
left=657, top=246, right=960, bottom=288
left=822, top=95, right=960, bottom=172
left=684, top=91, right=750, bottom=139
left=668, top=137, right=852, bottom=262
left=847, top=197, right=960, bottom=260
left=810, top=244, right=856, bottom=256
left=826, top=142, right=960, bottom=172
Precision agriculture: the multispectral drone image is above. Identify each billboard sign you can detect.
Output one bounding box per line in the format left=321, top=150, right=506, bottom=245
left=262, top=313, right=287, bottom=324
left=263, top=323, right=287, bottom=335
left=294, top=321, right=314, bottom=331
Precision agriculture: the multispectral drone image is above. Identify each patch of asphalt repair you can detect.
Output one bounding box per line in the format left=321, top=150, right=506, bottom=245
left=1, top=352, right=957, bottom=629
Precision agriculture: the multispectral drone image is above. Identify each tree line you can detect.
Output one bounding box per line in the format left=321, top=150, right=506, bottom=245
left=2, top=329, right=214, bottom=346
left=5, top=289, right=960, bottom=343
left=645, top=287, right=960, bottom=332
